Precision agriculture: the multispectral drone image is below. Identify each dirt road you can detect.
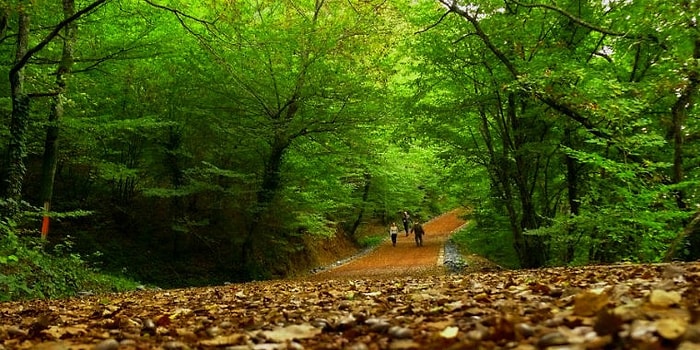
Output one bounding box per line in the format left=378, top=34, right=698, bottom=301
left=313, top=209, right=468, bottom=279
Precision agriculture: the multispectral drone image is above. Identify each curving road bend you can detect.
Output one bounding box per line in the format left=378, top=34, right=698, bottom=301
left=313, top=209, right=468, bottom=279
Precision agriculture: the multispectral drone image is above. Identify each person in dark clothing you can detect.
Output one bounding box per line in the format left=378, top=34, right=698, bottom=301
left=411, top=220, right=425, bottom=247
left=401, top=211, right=410, bottom=236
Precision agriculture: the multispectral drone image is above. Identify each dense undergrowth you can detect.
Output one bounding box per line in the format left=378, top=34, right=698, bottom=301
left=0, top=220, right=139, bottom=301
left=449, top=210, right=521, bottom=269
left=450, top=223, right=521, bottom=270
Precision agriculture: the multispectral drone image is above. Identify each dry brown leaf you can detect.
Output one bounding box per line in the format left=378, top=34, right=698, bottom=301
left=28, top=341, right=70, bottom=350
left=169, top=308, right=192, bottom=319
left=678, top=341, right=700, bottom=350
left=198, top=333, right=248, bottom=346
left=425, top=320, right=454, bottom=330
left=439, top=326, right=459, bottom=338
left=40, top=325, right=87, bottom=340
left=655, top=318, right=687, bottom=340
left=573, top=290, right=609, bottom=317
left=155, top=314, right=171, bottom=327
left=389, top=339, right=421, bottom=349
left=594, top=308, right=624, bottom=336
left=444, top=300, right=464, bottom=312
left=649, top=290, right=682, bottom=308
left=261, top=324, right=321, bottom=342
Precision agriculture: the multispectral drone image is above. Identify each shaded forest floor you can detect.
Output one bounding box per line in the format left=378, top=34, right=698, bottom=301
left=1, top=210, right=699, bottom=349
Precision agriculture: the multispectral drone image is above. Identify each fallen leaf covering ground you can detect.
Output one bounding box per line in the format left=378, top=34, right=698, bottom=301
left=1, top=210, right=699, bottom=350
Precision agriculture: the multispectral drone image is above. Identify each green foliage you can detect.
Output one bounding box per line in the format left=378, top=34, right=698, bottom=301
left=400, top=0, right=699, bottom=268
left=0, top=221, right=138, bottom=302
left=3, top=0, right=697, bottom=288
left=545, top=183, right=694, bottom=265
left=450, top=210, right=520, bottom=269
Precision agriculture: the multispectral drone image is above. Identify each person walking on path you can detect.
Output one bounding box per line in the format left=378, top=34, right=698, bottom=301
left=389, top=222, right=399, bottom=247
left=411, top=220, right=425, bottom=247
left=401, top=211, right=411, bottom=236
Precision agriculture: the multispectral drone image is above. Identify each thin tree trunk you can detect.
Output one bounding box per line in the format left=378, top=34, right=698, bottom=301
left=507, top=94, right=547, bottom=268
left=479, top=102, right=524, bottom=267
left=39, top=0, right=77, bottom=237
left=563, top=126, right=580, bottom=263
left=4, top=5, right=30, bottom=217
left=349, top=172, right=371, bottom=238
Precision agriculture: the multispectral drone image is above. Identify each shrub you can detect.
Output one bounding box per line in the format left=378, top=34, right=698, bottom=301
left=0, top=219, right=138, bottom=301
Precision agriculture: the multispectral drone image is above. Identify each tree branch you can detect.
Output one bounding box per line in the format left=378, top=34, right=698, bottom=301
left=439, top=0, right=519, bottom=78
left=415, top=10, right=452, bottom=35
left=506, top=0, right=661, bottom=44
left=9, top=0, right=110, bottom=77
left=439, top=0, right=643, bottom=163
left=142, top=0, right=217, bottom=27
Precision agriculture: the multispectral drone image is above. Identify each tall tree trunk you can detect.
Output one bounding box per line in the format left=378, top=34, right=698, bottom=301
left=508, top=95, right=538, bottom=231
left=241, top=134, right=290, bottom=277
left=669, top=36, right=699, bottom=210
left=3, top=5, right=30, bottom=218
left=507, top=94, right=547, bottom=268
left=39, top=0, right=77, bottom=237
left=2, top=0, right=108, bottom=219
left=563, top=126, right=580, bottom=263
left=479, top=103, right=524, bottom=267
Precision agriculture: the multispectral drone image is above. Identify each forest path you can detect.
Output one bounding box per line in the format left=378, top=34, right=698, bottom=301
left=311, top=208, right=468, bottom=279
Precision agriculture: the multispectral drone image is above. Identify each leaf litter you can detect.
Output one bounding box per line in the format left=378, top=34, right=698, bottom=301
left=1, top=210, right=699, bottom=349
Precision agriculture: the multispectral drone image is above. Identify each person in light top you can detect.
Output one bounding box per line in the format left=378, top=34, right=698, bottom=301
left=389, top=222, right=399, bottom=247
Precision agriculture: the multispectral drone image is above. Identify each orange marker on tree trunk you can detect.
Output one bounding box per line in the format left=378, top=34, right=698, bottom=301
left=41, top=202, right=50, bottom=239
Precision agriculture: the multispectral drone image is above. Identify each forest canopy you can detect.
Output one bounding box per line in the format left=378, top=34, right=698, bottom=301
left=0, top=0, right=698, bottom=288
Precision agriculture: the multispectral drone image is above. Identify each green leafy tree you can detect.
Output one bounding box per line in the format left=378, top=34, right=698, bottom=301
left=1, top=0, right=109, bottom=218
left=401, top=0, right=699, bottom=266
left=144, top=0, right=407, bottom=277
